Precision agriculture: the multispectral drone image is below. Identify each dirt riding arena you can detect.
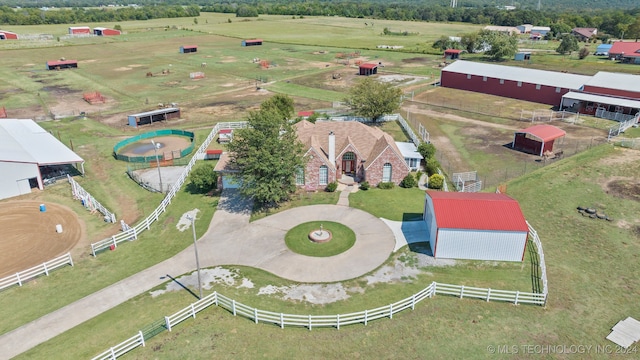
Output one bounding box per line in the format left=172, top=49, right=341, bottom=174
left=117, top=135, right=192, bottom=160
left=0, top=201, right=83, bottom=278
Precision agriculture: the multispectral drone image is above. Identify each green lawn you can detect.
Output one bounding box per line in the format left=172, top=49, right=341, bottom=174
left=285, top=221, right=356, bottom=257
left=349, top=187, right=425, bottom=221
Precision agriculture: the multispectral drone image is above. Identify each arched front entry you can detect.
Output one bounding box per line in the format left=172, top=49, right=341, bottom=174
left=342, top=152, right=356, bottom=175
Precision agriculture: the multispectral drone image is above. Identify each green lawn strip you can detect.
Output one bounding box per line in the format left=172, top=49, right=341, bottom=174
left=285, top=221, right=355, bottom=257
left=349, top=187, right=425, bottom=221
left=264, top=81, right=344, bottom=102
left=377, top=120, right=412, bottom=142
left=250, top=191, right=340, bottom=222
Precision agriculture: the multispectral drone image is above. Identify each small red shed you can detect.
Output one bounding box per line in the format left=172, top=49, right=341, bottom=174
left=46, top=59, right=78, bottom=70
left=359, top=63, right=378, bottom=76
left=69, top=26, right=91, bottom=35
left=0, top=30, right=18, bottom=40
left=512, top=124, right=566, bottom=156
left=205, top=149, right=223, bottom=160
left=93, top=27, right=121, bottom=36
left=242, top=39, right=263, bottom=46
left=180, top=45, right=198, bottom=53
left=444, top=49, right=462, bottom=60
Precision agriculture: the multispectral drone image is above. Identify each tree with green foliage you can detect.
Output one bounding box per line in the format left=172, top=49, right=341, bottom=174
left=432, top=35, right=461, bottom=51
left=578, top=47, right=590, bottom=59
left=480, top=30, right=518, bottom=61
left=344, top=78, right=402, bottom=122
left=228, top=95, right=305, bottom=207
left=260, top=94, right=295, bottom=120
left=548, top=23, right=572, bottom=40
left=188, top=163, right=218, bottom=193
left=556, top=34, right=580, bottom=55
left=418, top=142, right=436, bottom=160
left=425, top=157, right=441, bottom=176
left=460, top=32, right=481, bottom=53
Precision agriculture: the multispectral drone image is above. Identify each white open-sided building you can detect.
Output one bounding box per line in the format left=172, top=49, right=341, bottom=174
left=423, top=191, right=529, bottom=262
left=0, top=119, right=84, bottom=200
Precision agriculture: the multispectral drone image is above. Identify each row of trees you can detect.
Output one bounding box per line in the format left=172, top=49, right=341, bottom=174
left=0, top=5, right=199, bottom=25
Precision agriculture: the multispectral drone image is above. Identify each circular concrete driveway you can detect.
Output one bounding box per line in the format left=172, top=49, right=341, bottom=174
left=196, top=192, right=396, bottom=283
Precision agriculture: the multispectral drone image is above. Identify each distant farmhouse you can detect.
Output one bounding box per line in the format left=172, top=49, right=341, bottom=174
left=572, top=27, right=597, bottom=42
left=608, top=41, right=640, bottom=64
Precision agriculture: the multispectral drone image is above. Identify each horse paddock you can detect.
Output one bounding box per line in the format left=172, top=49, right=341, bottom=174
left=0, top=201, right=82, bottom=278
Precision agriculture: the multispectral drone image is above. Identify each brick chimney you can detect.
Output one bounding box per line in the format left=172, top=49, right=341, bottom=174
left=328, top=131, right=335, bottom=167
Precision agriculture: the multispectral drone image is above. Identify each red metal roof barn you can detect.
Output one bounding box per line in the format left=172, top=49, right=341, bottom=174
left=180, top=45, right=198, bottom=53
left=440, top=60, right=591, bottom=106
left=93, top=27, right=120, bottom=36
left=0, top=30, right=18, bottom=40
left=359, top=63, right=378, bottom=76
left=512, top=124, right=566, bottom=156
left=68, top=26, right=91, bottom=35
left=423, top=191, right=529, bottom=261
left=46, top=60, right=78, bottom=70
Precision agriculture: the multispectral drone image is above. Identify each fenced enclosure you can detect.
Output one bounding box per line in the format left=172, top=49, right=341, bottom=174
left=0, top=253, right=73, bottom=292
left=112, top=129, right=195, bottom=163
left=68, top=175, right=116, bottom=223
left=452, top=171, right=482, bottom=192
left=95, top=270, right=548, bottom=359
left=608, top=115, right=639, bottom=139
left=90, top=122, right=247, bottom=256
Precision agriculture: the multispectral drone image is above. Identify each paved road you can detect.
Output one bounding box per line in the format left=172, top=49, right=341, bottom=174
left=0, top=189, right=396, bottom=358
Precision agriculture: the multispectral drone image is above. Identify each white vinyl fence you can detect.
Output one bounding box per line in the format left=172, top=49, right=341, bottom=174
left=0, top=253, right=73, bottom=292
left=95, top=278, right=547, bottom=359
left=608, top=115, right=639, bottom=139
left=68, top=175, right=116, bottom=223
left=89, top=122, right=247, bottom=256
left=527, top=221, right=549, bottom=298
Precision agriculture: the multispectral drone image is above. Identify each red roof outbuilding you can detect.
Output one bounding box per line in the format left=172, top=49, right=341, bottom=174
left=516, top=124, right=566, bottom=143
left=426, top=191, right=528, bottom=232
left=608, top=41, right=640, bottom=59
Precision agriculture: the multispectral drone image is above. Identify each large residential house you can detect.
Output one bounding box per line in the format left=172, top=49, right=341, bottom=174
left=294, top=120, right=411, bottom=190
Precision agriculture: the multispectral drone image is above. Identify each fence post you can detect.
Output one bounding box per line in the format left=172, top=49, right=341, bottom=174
left=110, top=347, right=116, bottom=359
left=336, top=314, right=340, bottom=330
left=308, top=314, right=312, bottom=331
left=43, top=262, right=49, bottom=276
left=146, top=217, right=150, bottom=230
left=68, top=252, right=74, bottom=267
left=165, top=316, right=172, bottom=332
left=411, top=294, right=416, bottom=310
left=232, top=300, right=236, bottom=316
left=112, top=236, right=117, bottom=248
left=191, top=303, right=196, bottom=318
left=486, top=288, right=491, bottom=302
left=213, top=291, right=218, bottom=306
left=515, top=291, right=520, bottom=305
left=460, top=285, right=465, bottom=299
left=139, top=330, right=145, bottom=347
left=430, top=282, right=436, bottom=297
left=364, top=310, right=368, bottom=326
left=254, top=308, right=258, bottom=324
left=389, top=303, right=393, bottom=319
left=280, top=313, right=284, bottom=329
left=16, top=273, right=22, bottom=287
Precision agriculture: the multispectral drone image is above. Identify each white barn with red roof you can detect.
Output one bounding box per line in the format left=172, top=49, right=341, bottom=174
left=423, top=191, right=529, bottom=262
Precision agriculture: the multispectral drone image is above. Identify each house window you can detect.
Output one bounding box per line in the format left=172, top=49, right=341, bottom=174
left=343, top=152, right=355, bottom=160
left=482, top=76, right=487, bottom=82
left=382, top=163, right=392, bottom=182
left=536, top=84, right=541, bottom=90
left=499, top=79, right=504, bottom=85
left=319, top=165, right=328, bottom=185
left=295, top=167, right=304, bottom=185
left=406, top=158, right=418, bottom=168
left=556, top=87, right=561, bottom=93
left=467, top=74, right=471, bottom=80
left=517, top=81, right=522, bottom=87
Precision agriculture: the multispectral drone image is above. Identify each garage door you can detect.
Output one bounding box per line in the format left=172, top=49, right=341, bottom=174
left=222, top=175, right=241, bottom=189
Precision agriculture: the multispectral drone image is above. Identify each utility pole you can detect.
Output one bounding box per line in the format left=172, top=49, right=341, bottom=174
left=151, top=139, right=163, bottom=193
left=188, top=214, right=203, bottom=299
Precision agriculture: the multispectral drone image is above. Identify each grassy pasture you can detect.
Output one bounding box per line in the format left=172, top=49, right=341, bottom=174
left=1, top=13, right=639, bottom=360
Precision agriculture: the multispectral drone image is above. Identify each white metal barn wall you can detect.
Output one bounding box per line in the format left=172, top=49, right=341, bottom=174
left=0, top=162, right=38, bottom=200
left=435, top=229, right=527, bottom=261
left=422, top=197, right=437, bottom=254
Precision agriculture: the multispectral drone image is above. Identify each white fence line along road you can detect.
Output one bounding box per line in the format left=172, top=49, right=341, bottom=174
left=95, top=279, right=547, bottom=359
left=68, top=175, right=116, bottom=223
left=90, top=122, right=248, bottom=256
left=0, top=253, right=73, bottom=292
